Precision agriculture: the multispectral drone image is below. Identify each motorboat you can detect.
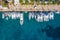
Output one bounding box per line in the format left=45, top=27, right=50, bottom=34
left=16, top=13, right=20, bottom=18
left=5, top=17, right=8, bottom=20
left=2, top=14, right=5, bottom=19
left=20, top=13, right=24, bottom=25
left=55, top=11, right=60, bottom=14
left=29, top=12, right=34, bottom=20
left=31, top=13, right=34, bottom=19
left=34, top=15, right=37, bottom=20
left=44, top=14, right=49, bottom=21
left=29, top=12, right=32, bottom=20
left=48, top=12, right=54, bottom=20
left=11, top=13, right=16, bottom=19
left=37, top=14, right=43, bottom=22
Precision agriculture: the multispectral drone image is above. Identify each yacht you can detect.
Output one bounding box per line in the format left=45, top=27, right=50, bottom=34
left=37, top=14, right=43, bottom=22
left=29, top=12, right=34, bottom=20
left=6, top=17, right=8, bottom=20
left=34, top=15, right=37, bottom=20
left=55, top=11, right=60, bottom=14
left=2, top=14, right=5, bottom=19
left=31, top=13, right=34, bottom=19
left=44, top=14, right=49, bottom=21
left=11, top=13, right=16, bottom=19
left=48, top=12, right=54, bottom=20
left=29, top=12, right=32, bottom=20
left=16, top=13, right=20, bottom=18
left=20, top=13, right=24, bottom=25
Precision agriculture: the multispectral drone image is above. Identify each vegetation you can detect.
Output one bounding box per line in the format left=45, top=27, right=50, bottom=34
left=2, top=0, right=8, bottom=7
left=2, top=0, right=60, bottom=7
left=20, top=0, right=59, bottom=5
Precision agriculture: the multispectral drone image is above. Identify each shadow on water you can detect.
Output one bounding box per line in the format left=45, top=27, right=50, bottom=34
left=42, top=25, right=60, bottom=40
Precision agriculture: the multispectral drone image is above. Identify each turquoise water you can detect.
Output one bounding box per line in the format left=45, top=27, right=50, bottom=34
left=0, top=11, right=60, bottom=40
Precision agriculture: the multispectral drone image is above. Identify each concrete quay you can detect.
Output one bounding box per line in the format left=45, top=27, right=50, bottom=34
left=0, top=5, right=60, bottom=12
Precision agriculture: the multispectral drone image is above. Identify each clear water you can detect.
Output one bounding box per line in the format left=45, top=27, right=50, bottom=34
left=0, top=11, right=60, bottom=40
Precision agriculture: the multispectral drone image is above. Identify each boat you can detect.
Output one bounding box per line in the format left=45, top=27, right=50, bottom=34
left=16, top=13, right=20, bottom=18
left=44, top=14, right=49, bottom=21
left=11, top=13, right=16, bottom=19
left=55, top=11, right=60, bottom=14
left=6, top=17, right=8, bottom=20
left=20, top=13, right=24, bottom=25
left=37, top=14, right=43, bottom=22
left=29, top=12, right=32, bottom=20
left=34, top=15, right=37, bottom=20
left=31, top=13, right=34, bottom=19
left=2, top=14, right=4, bottom=19
left=48, top=12, right=54, bottom=20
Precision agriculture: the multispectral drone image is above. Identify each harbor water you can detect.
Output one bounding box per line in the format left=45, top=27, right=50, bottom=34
left=0, top=11, right=60, bottom=40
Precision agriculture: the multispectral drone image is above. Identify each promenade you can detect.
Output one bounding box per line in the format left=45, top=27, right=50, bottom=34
left=0, top=0, right=60, bottom=12
left=0, top=4, right=60, bottom=12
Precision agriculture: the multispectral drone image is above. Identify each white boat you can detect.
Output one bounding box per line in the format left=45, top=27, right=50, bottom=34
left=29, top=13, right=32, bottom=20
left=7, top=13, right=11, bottom=18
left=55, top=11, right=60, bottom=14
left=37, top=14, right=43, bottom=22
left=28, top=13, right=31, bottom=20
left=29, top=12, right=35, bottom=20
left=11, top=13, right=16, bottom=19
left=6, top=17, right=8, bottom=20
left=20, top=13, right=24, bottom=25
left=44, top=14, right=49, bottom=21
left=34, top=15, right=37, bottom=20
left=2, top=14, right=5, bottom=19
left=48, top=12, right=54, bottom=20
left=16, top=13, right=20, bottom=18
left=31, top=13, right=34, bottom=19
